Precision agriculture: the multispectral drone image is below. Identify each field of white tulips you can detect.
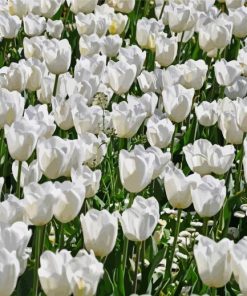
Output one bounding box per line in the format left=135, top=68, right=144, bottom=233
left=1, top=0, right=247, bottom=295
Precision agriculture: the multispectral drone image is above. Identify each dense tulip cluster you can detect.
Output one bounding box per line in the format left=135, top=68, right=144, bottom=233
left=1, top=0, right=247, bottom=295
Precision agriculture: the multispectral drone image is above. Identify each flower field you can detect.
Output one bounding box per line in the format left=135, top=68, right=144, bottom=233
left=1, top=0, right=247, bottom=295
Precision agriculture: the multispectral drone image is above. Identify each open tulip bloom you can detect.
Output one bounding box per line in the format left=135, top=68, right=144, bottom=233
left=1, top=0, right=247, bottom=295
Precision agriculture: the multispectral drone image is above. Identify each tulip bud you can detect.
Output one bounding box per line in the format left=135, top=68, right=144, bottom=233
left=155, top=33, right=178, bottom=67
left=214, top=59, right=242, bottom=86
left=70, top=0, right=98, bottom=14
left=195, top=101, right=218, bottom=127
left=100, top=35, right=122, bottom=57
left=106, top=0, right=135, bottom=13
left=0, top=11, right=21, bottom=39
left=23, top=13, right=46, bottom=37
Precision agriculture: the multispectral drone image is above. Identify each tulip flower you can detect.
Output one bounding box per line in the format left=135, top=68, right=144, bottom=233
left=155, top=33, right=178, bottom=67
left=194, top=236, right=233, bottom=288
left=79, top=34, right=101, bottom=57
left=146, top=114, right=175, bottom=148
left=4, top=118, right=41, bottom=161
left=23, top=13, right=46, bottom=37
left=146, top=147, right=171, bottom=179
left=128, top=92, right=158, bottom=117
left=46, top=19, right=64, bottom=39
left=195, top=101, right=218, bottom=127
left=80, top=209, right=118, bottom=257
left=0, top=88, right=25, bottom=129
left=0, top=11, right=21, bottom=39
left=162, top=84, right=194, bottom=123
left=75, top=13, right=97, bottom=36
left=0, top=194, right=25, bottom=225
left=118, top=196, right=160, bottom=241
left=23, top=182, right=58, bottom=225
left=119, top=145, right=155, bottom=193
left=53, top=181, right=85, bottom=223
left=164, top=163, right=200, bottom=209
left=106, top=60, right=137, bottom=95
left=70, top=0, right=98, bottom=14
left=43, top=39, right=72, bottom=75
left=191, top=175, right=226, bottom=217
left=111, top=101, right=147, bottom=138
left=71, top=165, right=101, bottom=198
left=8, top=0, right=29, bottom=18
left=214, top=59, right=242, bottom=86
left=0, top=248, right=20, bottom=296
left=66, top=250, right=104, bottom=296
left=106, top=0, right=135, bottom=13
left=225, top=76, right=247, bottom=99
left=38, top=250, right=72, bottom=296
left=100, top=35, right=122, bottom=57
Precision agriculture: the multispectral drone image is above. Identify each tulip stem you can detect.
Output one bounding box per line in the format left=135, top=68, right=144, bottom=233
left=53, top=74, right=59, bottom=97
left=211, top=287, right=217, bottom=296
left=33, top=226, right=44, bottom=296
left=133, top=242, right=141, bottom=294
left=122, top=237, right=129, bottom=274
left=202, top=217, right=209, bottom=236
left=16, top=161, right=22, bottom=198
left=58, top=223, right=64, bottom=250
left=159, top=0, right=166, bottom=19
left=170, top=124, right=178, bottom=158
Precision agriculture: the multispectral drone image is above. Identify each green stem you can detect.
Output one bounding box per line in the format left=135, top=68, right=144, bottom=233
left=211, top=287, right=217, bottom=296
left=53, top=74, right=59, bottom=97
left=176, top=32, right=185, bottom=64
left=58, top=223, right=64, bottom=250
left=170, top=124, right=178, bottom=158
left=16, top=161, right=22, bottom=198
left=33, top=226, right=44, bottom=296
left=202, top=217, right=209, bottom=236
left=159, top=0, right=166, bottom=19
left=133, top=242, right=141, bottom=294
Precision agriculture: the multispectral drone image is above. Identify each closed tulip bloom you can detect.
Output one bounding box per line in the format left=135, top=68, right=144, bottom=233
left=75, top=13, right=96, bottom=36
left=128, top=92, right=158, bottom=117
left=5, top=61, right=31, bottom=92
left=195, top=101, right=218, bottom=127
left=183, top=139, right=212, bottom=175
left=4, top=118, right=40, bottom=161
left=118, top=196, right=159, bottom=241
left=214, top=59, right=242, bottom=86
left=71, top=165, right=101, bottom=198
left=23, top=182, right=58, bottom=225
left=162, top=84, right=194, bottom=123
left=191, top=175, right=226, bottom=217
left=39, top=250, right=72, bottom=296
left=208, top=144, right=235, bottom=175
left=146, top=114, right=175, bottom=148
left=53, top=181, right=85, bottom=223
left=8, top=0, right=29, bottom=18
left=0, top=88, right=25, bottom=129
left=0, top=195, right=25, bottom=225
left=199, top=17, right=232, bottom=53
left=100, top=35, right=122, bottom=57
left=43, top=39, right=72, bottom=75
left=226, top=0, right=245, bottom=10
left=218, top=109, right=244, bottom=145
left=236, top=98, right=247, bottom=132
left=37, top=137, right=84, bottom=179
left=23, top=36, right=45, bottom=60
left=238, top=47, right=247, bottom=76
left=106, top=60, right=137, bottom=95
left=226, top=76, right=247, bottom=99
left=137, top=70, right=158, bottom=93
left=106, top=0, right=135, bottom=13
left=168, top=3, right=197, bottom=33
left=51, top=96, right=74, bottom=130
left=0, top=222, right=32, bottom=275
left=119, top=145, right=155, bottom=193
left=23, top=13, right=46, bottom=37
left=229, top=7, right=247, bottom=38
left=12, top=159, right=42, bottom=188
left=146, top=147, right=171, bottom=179
left=231, top=237, right=247, bottom=284
left=155, top=33, right=178, bottom=67
left=118, top=45, right=146, bottom=75
left=46, top=19, right=63, bottom=39
left=0, top=11, right=21, bottom=39
left=164, top=163, right=200, bottom=209
left=0, top=248, right=20, bottom=296
left=194, top=236, right=233, bottom=288
left=136, top=17, right=164, bottom=50
left=180, top=59, right=208, bottom=90
left=24, top=104, right=56, bottom=138
left=66, top=250, right=104, bottom=296
left=79, top=34, right=101, bottom=57
left=80, top=209, right=118, bottom=258
left=70, top=0, right=98, bottom=14
left=111, top=101, right=147, bottom=138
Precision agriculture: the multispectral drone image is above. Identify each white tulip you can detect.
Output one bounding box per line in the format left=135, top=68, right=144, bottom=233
left=46, top=19, right=64, bottom=39
left=106, top=0, right=135, bottom=13
left=79, top=34, right=101, bottom=57
left=118, top=196, right=159, bottom=241
left=70, top=0, right=98, bottom=14
left=23, top=13, right=46, bottom=37
left=195, top=101, right=218, bottom=127
left=0, top=11, right=21, bottom=39
left=146, top=147, right=171, bottom=179
left=155, top=33, right=178, bottom=67
left=214, top=59, right=242, bottom=86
